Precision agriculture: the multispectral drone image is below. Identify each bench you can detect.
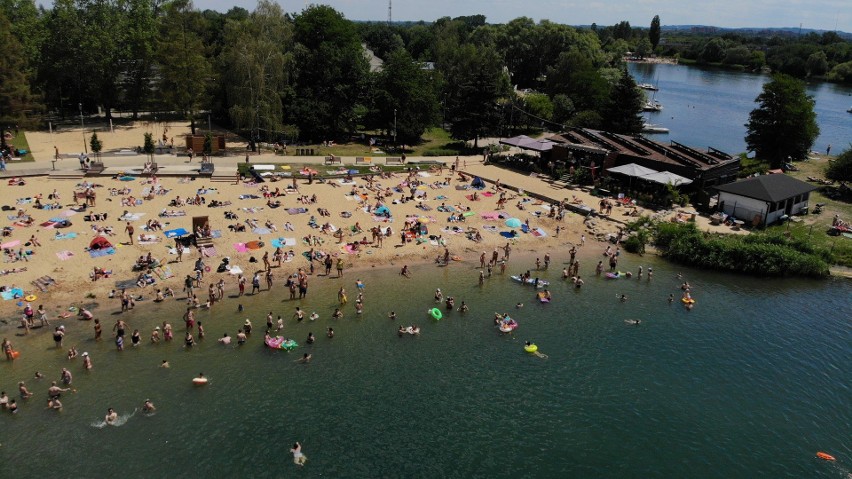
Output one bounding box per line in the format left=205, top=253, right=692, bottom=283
left=385, top=157, right=403, bottom=165
left=324, top=155, right=341, bottom=165
left=297, top=148, right=315, bottom=156
left=355, top=157, right=371, bottom=165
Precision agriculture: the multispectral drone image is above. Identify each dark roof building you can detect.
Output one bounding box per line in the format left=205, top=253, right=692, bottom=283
left=714, top=174, right=817, bottom=227
left=547, top=127, right=740, bottom=193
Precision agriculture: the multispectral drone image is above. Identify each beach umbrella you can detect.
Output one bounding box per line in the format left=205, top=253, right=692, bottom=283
left=505, top=218, right=522, bottom=228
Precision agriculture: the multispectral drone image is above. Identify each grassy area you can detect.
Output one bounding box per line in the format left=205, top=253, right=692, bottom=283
left=772, top=221, right=852, bottom=268
left=7, top=131, right=34, bottom=162
left=266, top=128, right=480, bottom=158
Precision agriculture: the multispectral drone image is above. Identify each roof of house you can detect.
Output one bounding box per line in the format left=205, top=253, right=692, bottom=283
left=549, top=127, right=737, bottom=173
left=713, top=174, right=817, bottom=203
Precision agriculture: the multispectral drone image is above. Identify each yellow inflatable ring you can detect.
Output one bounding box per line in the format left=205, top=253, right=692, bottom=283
left=524, top=344, right=538, bottom=353
left=25, top=295, right=37, bottom=302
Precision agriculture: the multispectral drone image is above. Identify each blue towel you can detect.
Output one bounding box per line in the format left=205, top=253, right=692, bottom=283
left=1, top=288, right=24, bottom=300
left=164, top=228, right=188, bottom=238
left=499, top=231, right=517, bottom=239
left=89, top=247, right=115, bottom=258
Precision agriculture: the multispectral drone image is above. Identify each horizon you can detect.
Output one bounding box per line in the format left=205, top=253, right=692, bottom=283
left=33, top=0, right=850, bottom=33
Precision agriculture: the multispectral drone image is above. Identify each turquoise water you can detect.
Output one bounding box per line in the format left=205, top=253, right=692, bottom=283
left=1, top=253, right=850, bottom=477
left=628, top=63, right=852, bottom=154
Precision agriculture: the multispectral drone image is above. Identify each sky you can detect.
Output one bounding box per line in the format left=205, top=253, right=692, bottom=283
left=177, top=0, right=850, bottom=32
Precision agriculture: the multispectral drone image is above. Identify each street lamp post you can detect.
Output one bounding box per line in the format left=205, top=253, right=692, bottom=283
left=79, top=103, right=87, bottom=154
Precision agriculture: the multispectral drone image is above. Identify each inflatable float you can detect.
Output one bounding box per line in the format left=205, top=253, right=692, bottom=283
left=192, top=377, right=208, bottom=385
left=309, top=312, right=319, bottom=321
left=265, top=336, right=298, bottom=351
left=681, top=297, right=696, bottom=304
left=816, top=452, right=835, bottom=461
left=524, top=343, right=538, bottom=353
left=537, top=292, right=551, bottom=303
left=510, top=275, right=549, bottom=288
left=429, top=308, right=443, bottom=320
left=605, top=272, right=627, bottom=279
left=498, top=318, right=518, bottom=333
left=25, top=294, right=37, bottom=302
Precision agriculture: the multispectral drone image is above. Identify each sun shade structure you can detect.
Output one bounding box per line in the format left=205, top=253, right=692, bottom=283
left=641, top=171, right=693, bottom=186
left=607, top=163, right=659, bottom=177
left=500, top=135, right=557, bottom=152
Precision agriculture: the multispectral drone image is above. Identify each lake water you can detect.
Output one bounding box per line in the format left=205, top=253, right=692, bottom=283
left=628, top=63, right=852, bottom=155
left=1, top=252, right=850, bottom=477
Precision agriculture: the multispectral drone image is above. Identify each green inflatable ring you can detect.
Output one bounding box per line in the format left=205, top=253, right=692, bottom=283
left=429, top=308, right=443, bottom=320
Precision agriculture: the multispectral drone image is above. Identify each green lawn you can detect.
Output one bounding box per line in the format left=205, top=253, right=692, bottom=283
left=267, top=128, right=479, bottom=158
left=7, top=131, right=34, bottom=162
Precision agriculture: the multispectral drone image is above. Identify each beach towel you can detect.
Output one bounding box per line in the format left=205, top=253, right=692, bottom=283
left=532, top=228, right=548, bottom=238
left=52, top=232, right=78, bottom=240
left=56, top=251, right=75, bottom=261
left=210, top=230, right=222, bottom=239
left=465, top=195, right=479, bottom=201
left=233, top=243, right=248, bottom=253
left=271, top=237, right=297, bottom=248
left=521, top=224, right=530, bottom=234
left=482, top=192, right=494, bottom=197
left=89, top=247, right=116, bottom=258
left=436, top=195, right=448, bottom=200
left=38, top=221, right=56, bottom=228
left=1, top=240, right=21, bottom=249
left=228, top=266, right=243, bottom=275
left=155, top=266, right=174, bottom=280
left=246, top=241, right=263, bottom=250
left=372, top=216, right=394, bottom=223
left=200, top=246, right=217, bottom=257
left=480, top=212, right=500, bottom=220
left=287, top=208, right=308, bottom=215
left=61, top=210, right=79, bottom=217
left=252, top=227, right=272, bottom=235
left=138, top=235, right=160, bottom=244
left=239, top=194, right=260, bottom=200
left=119, top=213, right=145, bottom=221
left=341, top=244, right=358, bottom=254
left=1, top=288, right=24, bottom=300
left=499, top=231, right=518, bottom=239
left=115, top=279, right=139, bottom=290
left=417, top=172, right=432, bottom=177
left=164, top=228, right=188, bottom=238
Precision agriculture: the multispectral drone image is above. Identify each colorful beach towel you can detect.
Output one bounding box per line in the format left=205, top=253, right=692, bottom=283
left=1, top=240, right=21, bottom=249
left=210, top=230, right=222, bottom=239
left=89, top=247, right=116, bottom=258
left=164, top=228, right=189, bottom=238
left=271, top=237, right=297, bottom=248
left=252, top=227, right=272, bottom=235
left=532, top=228, right=548, bottom=238
left=56, top=250, right=75, bottom=261
left=52, top=232, right=78, bottom=240
left=1, top=288, right=24, bottom=300
left=200, top=246, right=217, bottom=257
left=233, top=243, right=248, bottom=253
left=155, top=266, right=174, bottom=280
left=287, top=208, right=308, bottom=215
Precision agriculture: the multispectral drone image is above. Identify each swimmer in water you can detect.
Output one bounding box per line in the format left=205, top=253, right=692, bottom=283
left=290, top=442, right=307, bottom=466
left=160, top=359, right=170, bottom=368
left=297, top=353, right=312, bottom=363
left=620, top=294, right=627, bottom=302
left=516, top=303, right=523, bottom=308
left=388, top=311, right=397, bottom=320
left=142, top=399, right=155, bottom=413
left=47, top=397, right=63, bottom=409
left=326, top=327, right=334, bottom=338
left=105, top=408, right=118, bottom=425
left=668, top=294, right=674, bottom=304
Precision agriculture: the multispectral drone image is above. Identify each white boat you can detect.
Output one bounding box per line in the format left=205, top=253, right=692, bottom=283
left=642, top=123, right=669, bottom=134
left=642, top=100, right=663, bottom=112
left=847, top=106, right=852, bottom=113
left=637, top=83, right=658, bottom=91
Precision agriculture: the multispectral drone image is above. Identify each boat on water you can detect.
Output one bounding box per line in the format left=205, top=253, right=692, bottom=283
left=637, top=83, right=658, bottom=91
left=642, top=123, right=669, bottom=134
left=847, top=106, right=852, bottom=113
left=643, top=100, right=663, bottom=112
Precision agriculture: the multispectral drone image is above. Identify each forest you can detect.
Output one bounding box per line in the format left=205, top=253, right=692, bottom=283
left=1, top=0, right=648, bottom=145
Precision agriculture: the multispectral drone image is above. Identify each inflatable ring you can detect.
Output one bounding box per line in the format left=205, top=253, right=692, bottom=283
left=11, top=350, right=20, bottom=359
left=25, top=295, right=37, bottom=302
left=192, top=377, right=208, bottom=385
left=429, top=308, right=443, bottom=320
left=681, top=298, right=695, bottom=304
left=309, top=313, right=319, bottom=321
left=524, top=344, right=538, bottom=353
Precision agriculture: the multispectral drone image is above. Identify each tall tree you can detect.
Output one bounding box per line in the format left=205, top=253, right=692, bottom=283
left=441, top=44, right=509, bottom=147
left=156, top=0, right=213, bottom=134
left=600, top=69, right=644, bottom=134
left=371, top=49, right=440, bottom=144
left=649, top=15, right=661, bottom=51
left=289, top=5, right=368, bottom=140
left=222, top=0, right=294, bottom=146
left=745, top=74, right=819, bottom=168
left=0, top=10, right=39, bottom=124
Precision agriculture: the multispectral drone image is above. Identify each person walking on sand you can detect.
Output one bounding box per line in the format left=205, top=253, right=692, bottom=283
left=125, top=222, right=134, bottom=245
left=336, top=258, right=344, bottom=277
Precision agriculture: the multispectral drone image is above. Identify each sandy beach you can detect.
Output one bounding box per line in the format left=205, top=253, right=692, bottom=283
left=1, top=121, right=737, bottom=324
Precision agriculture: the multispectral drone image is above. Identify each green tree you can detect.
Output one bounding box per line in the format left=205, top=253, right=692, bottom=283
left=699, top=38, right=727, bottom=63
left=523, top=93, right=554, bottom=125
left=827, top=61, right=852, bottom=82
left=89, top=131, right=103, bottom=159
left=826, top=146, right=852, bottom=182
left=143, top=132, right=155, bottom=161
left=635, top=38, right=652, bottom=59
left=649, top=15, right=661, bottom=50
left=806, top=51, right=829, bottom=76
left=612, top=21, right=632, bottom=41
left=222, top=0, right=294, bottom=146
left=121, top=0, right=158, bottom=119
left=156, top=0, right=213, bottom=134
left=551, top=94, right=575, bottom=127
left=745, top=74, right=819, bottom=168
left=441, top=43, right=509, bottom=147
left=0, top=10, right=39, bottom=125
left=371, top=49, right=440, bottom=145
left=203, top=132, right=212, bottom=155
left=600, top=69, right=643, bottom=134
left=545, top=51, right=608, bottom=111
left=289, top=5, right=368, bottom=140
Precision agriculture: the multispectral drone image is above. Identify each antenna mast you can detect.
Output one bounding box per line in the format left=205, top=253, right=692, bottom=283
left=388, top=0, right=392, bottom=25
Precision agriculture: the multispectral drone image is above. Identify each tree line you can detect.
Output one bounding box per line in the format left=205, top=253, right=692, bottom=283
left=0, top=0, right=644, bottom=145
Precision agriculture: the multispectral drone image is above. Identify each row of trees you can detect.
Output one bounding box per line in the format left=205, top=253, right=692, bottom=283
left=1, top=0, right=645, bottom=145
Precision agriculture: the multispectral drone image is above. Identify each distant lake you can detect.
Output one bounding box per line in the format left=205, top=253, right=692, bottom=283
left=628, top=63, right=852, bottom=155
